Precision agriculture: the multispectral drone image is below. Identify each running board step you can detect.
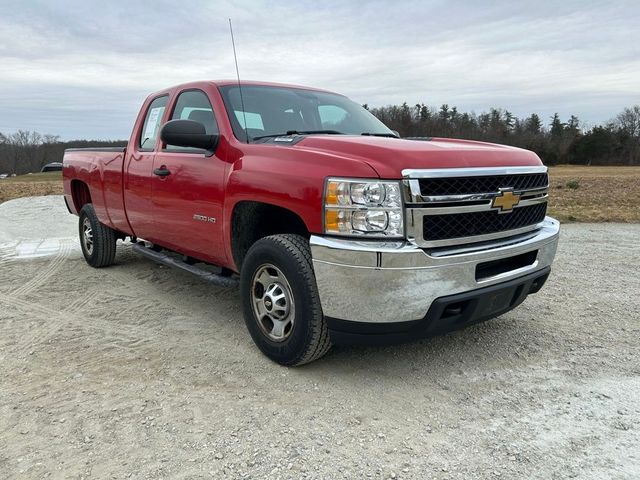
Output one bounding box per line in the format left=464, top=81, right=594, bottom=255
left=132, top=243, right=239, bottom=288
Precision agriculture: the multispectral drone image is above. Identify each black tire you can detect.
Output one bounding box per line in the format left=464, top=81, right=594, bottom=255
left=78, top=204, right=117, bottom=268
left=240, top=234, right=331, bottom=366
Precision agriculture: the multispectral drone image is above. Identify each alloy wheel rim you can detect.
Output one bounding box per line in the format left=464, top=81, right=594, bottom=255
left=82, top=217, right=94, bottom=255
left=251, top=264, right=295, bottom=342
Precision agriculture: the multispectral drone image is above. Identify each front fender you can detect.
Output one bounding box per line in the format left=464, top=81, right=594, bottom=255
left=222, top=149, right=379, bottom=266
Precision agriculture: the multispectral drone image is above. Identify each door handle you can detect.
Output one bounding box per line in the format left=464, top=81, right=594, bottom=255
left=153, top=167, right=171, bottom=177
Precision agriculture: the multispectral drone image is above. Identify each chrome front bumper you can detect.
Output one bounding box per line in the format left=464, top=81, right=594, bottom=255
left=310, top=217, right=560, bottom=323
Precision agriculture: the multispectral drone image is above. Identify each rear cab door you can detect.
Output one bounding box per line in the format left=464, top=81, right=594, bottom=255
left=149, top=86, right=228, bottom=265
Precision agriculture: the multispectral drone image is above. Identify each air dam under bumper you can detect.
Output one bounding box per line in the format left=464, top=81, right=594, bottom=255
left=310, top=217, right=560, bottom=344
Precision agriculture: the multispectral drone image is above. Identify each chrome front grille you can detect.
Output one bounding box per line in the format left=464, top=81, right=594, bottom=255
left=403, top=166, right=549, bottom=247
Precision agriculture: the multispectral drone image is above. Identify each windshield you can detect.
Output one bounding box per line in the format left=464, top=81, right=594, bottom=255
left=218, top=85, right=393, bottom=142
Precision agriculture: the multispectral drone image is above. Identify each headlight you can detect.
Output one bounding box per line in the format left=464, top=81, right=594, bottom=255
left=323, top=178, right=404, bottom=238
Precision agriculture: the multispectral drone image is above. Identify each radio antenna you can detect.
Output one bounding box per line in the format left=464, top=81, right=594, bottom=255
left=229, top=18, right=249, bottom=143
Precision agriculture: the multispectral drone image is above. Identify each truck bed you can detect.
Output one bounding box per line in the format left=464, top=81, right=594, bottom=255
left=62, top=146, right=130, bottom=234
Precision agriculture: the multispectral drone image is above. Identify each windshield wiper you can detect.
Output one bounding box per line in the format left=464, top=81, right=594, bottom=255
left=361, top=132, right=399, bottom=138
left=252, top=130, right=344, bottom=141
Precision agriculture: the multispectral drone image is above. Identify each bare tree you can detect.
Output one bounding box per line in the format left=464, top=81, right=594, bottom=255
left=616, top=106, right=640, bottom=137
left=0, top=132, right=8, bottom=174
left=615, top=106, right=640, bottom=165
left=40, top=134, right=61, bottom=169
left=8, top=130, right=43, bottom=174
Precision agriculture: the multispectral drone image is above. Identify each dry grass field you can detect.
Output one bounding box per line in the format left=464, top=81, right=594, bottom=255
left=548, top=166, right=640, bottom=222
left=0, top=172, right=63, bottom=204
left=1, top=167, right=639, bottom=222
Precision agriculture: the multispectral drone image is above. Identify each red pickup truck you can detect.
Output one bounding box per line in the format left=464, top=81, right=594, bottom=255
left=63, top=80, right=559, bottom=366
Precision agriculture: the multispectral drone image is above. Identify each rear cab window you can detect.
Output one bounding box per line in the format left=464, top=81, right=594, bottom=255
left=139, top=96, right=168, bottom=150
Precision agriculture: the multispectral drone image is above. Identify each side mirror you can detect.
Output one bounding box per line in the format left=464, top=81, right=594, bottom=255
left=160, top=119, right=219, bottom=152
left=391, top=130, right=401, bottom=138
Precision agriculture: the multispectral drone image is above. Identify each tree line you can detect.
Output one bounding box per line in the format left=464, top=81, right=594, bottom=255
left=366, top=104, right=640, bottom=166
left=1, top=104, right=639, bottom=175
left=0, top=132, right=126, bottom=175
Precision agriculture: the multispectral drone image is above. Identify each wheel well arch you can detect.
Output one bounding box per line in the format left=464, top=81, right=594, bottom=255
left=231, top=201, right=309, bottom=270
left=70, top=180, right=92, bottom=212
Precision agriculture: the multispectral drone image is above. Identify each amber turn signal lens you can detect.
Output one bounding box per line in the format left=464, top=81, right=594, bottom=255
left=325, top=182, right=339, bottom=205
left=325, top=210, right=340, bottom=231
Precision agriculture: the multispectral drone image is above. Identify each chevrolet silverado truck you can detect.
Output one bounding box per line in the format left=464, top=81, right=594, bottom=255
left=63, top=80, right=560, bottom=366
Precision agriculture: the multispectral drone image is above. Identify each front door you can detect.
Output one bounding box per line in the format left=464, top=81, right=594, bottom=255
left=150, top=89, right=227, bottom=265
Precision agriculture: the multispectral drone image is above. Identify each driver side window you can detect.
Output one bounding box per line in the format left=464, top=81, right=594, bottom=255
left=166, top=90, right=218, bottom=151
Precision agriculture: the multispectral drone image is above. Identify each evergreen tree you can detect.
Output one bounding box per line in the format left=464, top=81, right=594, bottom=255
left=550, top=113, right=565, bottom=139
left=525, top=114, right=543, bottom=135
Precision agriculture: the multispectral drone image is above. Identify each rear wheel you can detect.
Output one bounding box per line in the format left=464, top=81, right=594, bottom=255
left=79, top=204, right=117, bottom=268
left=240, top=234, right=331, bottom=366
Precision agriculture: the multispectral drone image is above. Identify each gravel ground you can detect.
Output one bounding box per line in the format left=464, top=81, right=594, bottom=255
left=0, top=196, right=638, bottom=479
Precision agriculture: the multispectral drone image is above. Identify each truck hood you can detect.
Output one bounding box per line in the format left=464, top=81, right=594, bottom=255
left=294, top=135, right=543, bottom=178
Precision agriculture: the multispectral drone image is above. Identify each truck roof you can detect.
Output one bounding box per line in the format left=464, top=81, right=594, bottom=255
left=148, top=80, right=340, bottom=98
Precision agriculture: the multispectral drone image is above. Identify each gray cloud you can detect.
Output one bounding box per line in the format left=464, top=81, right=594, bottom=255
left=0, top=0, right=638, bottom=139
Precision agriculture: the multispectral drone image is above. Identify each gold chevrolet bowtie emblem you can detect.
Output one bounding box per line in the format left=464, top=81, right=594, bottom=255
left=491, top=188, right=521, bottom=213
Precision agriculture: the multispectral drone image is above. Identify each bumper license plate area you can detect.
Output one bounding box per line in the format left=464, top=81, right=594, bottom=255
left=476, top=288, right=516, bottom=317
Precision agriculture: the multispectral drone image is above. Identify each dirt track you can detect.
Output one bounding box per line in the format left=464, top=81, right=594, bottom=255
left=0, top=197, right=638, bottom=479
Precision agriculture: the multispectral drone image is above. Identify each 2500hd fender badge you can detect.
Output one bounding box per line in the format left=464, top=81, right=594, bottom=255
left=193, top=214, right=216, bottom=223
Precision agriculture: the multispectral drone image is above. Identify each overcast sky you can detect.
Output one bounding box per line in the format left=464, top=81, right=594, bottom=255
left=1, top=0, right=638, bottom=140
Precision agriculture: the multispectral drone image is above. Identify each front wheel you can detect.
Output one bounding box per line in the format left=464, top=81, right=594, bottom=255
left=240, top=234, right=331, bottom=366
left=79, top=204, right=117, bottom=268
